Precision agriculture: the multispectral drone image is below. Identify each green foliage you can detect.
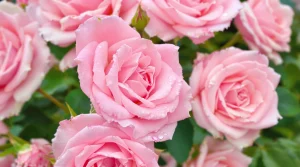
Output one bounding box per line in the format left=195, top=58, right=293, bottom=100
left=165, top=119, right=193, bottom=164
left=65, top=89, right=90, bottom=114
left=277, top=87, right=300, bottom=117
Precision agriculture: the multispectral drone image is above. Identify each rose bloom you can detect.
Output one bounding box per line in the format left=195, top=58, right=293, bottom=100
left=190, top=48, right=281, bottom=148
left=0, top=1, right=52, bottom=119
left=75, top=16, right=191, bottom=142
left=184, top=136, right=251, bottom=167
left=0, top=122, right=14, bottom=167
left=52, top=114, right=159, bottom=167
left=141, top=0, right=242, bottom=44
left=15, top=139, right=53, bottom=167
left=27, top=0, right=139, bottom=47
left=27, top=0, right=139, bottom=71
left=235, top=0, right=294, bottom=64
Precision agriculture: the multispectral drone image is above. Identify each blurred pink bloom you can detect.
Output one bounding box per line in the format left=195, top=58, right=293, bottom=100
left=15, top=139, right=53, bottom=167
left=235, top=0, right=294, bottom=64
left=0, top=1, right=52, bottom=119
left=183, top=137, right=251, bottom=167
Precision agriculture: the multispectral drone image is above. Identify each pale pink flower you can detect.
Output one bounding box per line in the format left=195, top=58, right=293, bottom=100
left=184, top=136, right=251, bottom=167
left=235, top=0, right=294, bottom=64
left=0, top=1, right=52, bottom=119
left=27, top=0, right=139, bottom=47
left=52, top=114, right=159, bottom=167
left=190, top=48, right=281, bottom=148
left=75, top=16, right=191, bottom=142
left=141, top=0, right=242, bottom=44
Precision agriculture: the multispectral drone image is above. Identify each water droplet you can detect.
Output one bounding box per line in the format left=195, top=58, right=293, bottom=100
left=158, top=135, right=164, bottom=140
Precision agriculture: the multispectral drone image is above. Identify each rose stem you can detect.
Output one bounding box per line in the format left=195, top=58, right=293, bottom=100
left=221, top=32, right=242, bottom=49
left=37, top=88, right=69, bottom=114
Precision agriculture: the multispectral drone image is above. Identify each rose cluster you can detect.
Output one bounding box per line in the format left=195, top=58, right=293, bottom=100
left=0, top=0, right=295, bottom=166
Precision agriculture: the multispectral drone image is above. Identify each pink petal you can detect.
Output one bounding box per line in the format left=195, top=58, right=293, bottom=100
left=76, top=16, right=140, bottom=53
left=59, top=48, right=76, bottom=71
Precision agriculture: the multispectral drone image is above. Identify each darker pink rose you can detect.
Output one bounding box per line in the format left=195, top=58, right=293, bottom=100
left=190, top=48, right=281, bottom=148
left=0, top=1, right=52, bottom=119
left=235, top=0, right=294, bottom=64
left=75, top=16, right=191, bottom=142
left=141, top=0, right=242, bottom=44
left=15, top=139, right=53, bottom=167
left=27, top=0, right=139, bottom=47
left=52, top=114, right=159, bottom=167
left=184, top=136, right=251, bottom=167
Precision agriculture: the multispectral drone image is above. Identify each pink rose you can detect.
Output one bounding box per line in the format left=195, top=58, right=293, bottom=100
left=52, top=114, right=159, bottom=167
left=0, top=1, right=52, bottom=119
left=75, top=16, right=191, bottom=142
left=141, top=0, right=242, bottom=44
left=184, top=136, right=251, bottom=167
left=0, top=156, right=14, bottom=167
left=0, top=121, right=14, bottom=167
left=27, top=0, right=139, bottom=47
left=15, top=139, right=53, bottom=167
left=235, top=0, right=294, bottom=64
left=190, top=48, right=281, bottom=148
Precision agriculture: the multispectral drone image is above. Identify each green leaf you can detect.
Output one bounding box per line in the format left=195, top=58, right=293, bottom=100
left=165, top=118, right=193, bottom=164
left=8, top=133, right=28, bottom=146
left=65, top=89, right=91, bottom=114
left=262, top=149, right=280, bottom=167
left=262, top=146, right=300, bottom=167
left=283, top=64, right=300, bottom=89
left=280, top=0, right=295, bottom=7
left=277, top=87, right=300, bottom=117
left=260, top=139, right=300, bottom=167
left=48, top=43, right=75, bottom=60
left=190, top=118, right=207, bottom=145
left=273, top=127, right=294, bottom=138
left=66, top=103, right=77, bottom=117
left=40, top=69, right=78, bottom=95
left=10, top=125, right=24, bottom=136
left=0, top=147, right=17, bottom=157
left=249, top=149, right=264, bottom=167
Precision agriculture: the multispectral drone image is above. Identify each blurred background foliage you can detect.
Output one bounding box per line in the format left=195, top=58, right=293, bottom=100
left=3, top=0, right=300, bottom=166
